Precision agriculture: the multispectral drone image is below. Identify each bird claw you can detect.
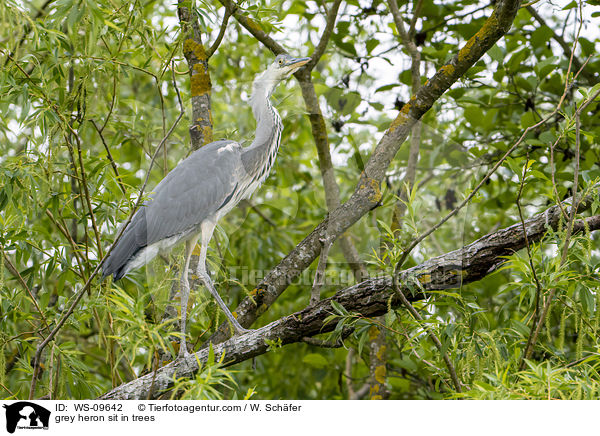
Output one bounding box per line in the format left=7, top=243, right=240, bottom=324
left=233, top=326, right=251, bottom=336
left=177, top=348, right=191, bottom=360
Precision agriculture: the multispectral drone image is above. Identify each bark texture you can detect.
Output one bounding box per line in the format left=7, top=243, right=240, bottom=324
left=178, top=3, right=213, bottom=150
left=100, top=193, right=599, bottom=400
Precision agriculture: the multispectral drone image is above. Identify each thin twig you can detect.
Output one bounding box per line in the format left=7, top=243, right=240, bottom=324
left=42, top=209, right=86, bottom=277
left=521, top=0, right=543, bottom=7
left=565, top=354, right=595, bottom=368
left=1, top=252, right=51, bottom=334
left=306, top=0, right=342, bottom=71
left=116, top=0, right=138, bottom=54
left=521, top=90, right=600, bottom=365
left=158, top=81, right=167, bottom=175
left=207, top=7, right=232, bottom=58
left=78, top=56, right=160, bottom=79
left=519, top=3, right=597, bottom=365
left=302, top=335, right=343, bottom=348
left=550, top=132, right=570, bottom=221
left=310, top=237, right=333, bottom=305
left=516, top=156, right=545, bottom=371
left=0, top=381, right=16, bottom=397
left=72, top=132, right=104, bottom=259
left=100, top=75, right=118, bottom=132
left=526, top=5, right=595, bottom=84
left=241, top=200, right=276, bottom=227
left=90, top=120, right=127, bottom=195
left=409, top=0, right=424, bottom=38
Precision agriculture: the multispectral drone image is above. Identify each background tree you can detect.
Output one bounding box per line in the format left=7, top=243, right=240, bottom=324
left=1, top=0, right=599, bottom=400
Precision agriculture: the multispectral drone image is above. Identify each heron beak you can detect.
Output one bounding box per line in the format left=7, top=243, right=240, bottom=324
left=285, top=57, right=311, bottom=70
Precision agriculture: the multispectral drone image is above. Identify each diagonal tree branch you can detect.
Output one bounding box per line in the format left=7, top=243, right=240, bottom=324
left=207, top=7, right=232, bottom=59
left=305, top=0, right=342, bottom=71
left=206, top=0, right=522, bottom=345
left=99, top=191, right=600, bottom=399
left=217, top=0, right=287, bottom=55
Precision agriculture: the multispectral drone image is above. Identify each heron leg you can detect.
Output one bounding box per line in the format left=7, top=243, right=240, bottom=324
left=178, top=234, right=199, bottom=358
left=197, top=221, right=250, bottom=336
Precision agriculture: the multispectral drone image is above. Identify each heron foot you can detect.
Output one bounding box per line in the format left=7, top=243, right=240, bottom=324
left=233, top=326, right=252, bottom=336
left=177, top=345, right=191, bottom=360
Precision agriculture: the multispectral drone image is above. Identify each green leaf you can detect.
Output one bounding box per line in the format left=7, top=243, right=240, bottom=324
left=375, top=84, right=399, bottom=93
left=530, top=27, right=554, bottom=49
left=324, top=88, right=361, bottom=115
left=330, top=300, right=348, bottom=316
left=302, top=353, right=329, bottom=368
left=534, top=56, right=558, bottom=80
left=520, top=111, right=537, bottom=128
left=0, top=190, right=9, bottom=212
left=366, top=38, right=379, bottom=54
left=507, top=48, right=528, bottom=71
left=487, top=44, right=504, bottom=63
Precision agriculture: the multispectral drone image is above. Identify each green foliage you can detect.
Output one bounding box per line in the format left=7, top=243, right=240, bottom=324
left=1, top=0, right=599, bottom=400
left=171, top=344, right=237, bottom=400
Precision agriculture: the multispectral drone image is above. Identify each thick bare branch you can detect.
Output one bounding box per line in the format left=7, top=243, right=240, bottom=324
left=99, top=195, right=600, bottom=399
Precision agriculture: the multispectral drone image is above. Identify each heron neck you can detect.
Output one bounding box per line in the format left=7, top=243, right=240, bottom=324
left=250, top=78, right=281, bottom=142
left=244, top=77, right=283, bottom=177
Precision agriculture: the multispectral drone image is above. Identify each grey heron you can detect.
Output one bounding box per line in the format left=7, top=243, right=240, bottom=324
left=102, top=54, right=310, bottom=357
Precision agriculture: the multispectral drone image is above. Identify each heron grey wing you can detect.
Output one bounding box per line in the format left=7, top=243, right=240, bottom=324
left=144, top=140, right=244, bottom=245
left=101, top=140, right=242, bottom=280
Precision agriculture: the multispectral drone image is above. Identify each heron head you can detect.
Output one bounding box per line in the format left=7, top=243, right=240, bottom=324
left=268, top=54, right=311, bottom=80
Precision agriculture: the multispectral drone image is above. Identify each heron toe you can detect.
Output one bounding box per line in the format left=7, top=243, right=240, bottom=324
left=178, top=346, right=191, bottom=359
left=234, top=326, right=251, bottom=336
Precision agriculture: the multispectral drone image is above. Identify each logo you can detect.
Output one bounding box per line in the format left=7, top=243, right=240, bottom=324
left=2, top=402, right=50, bottom=434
